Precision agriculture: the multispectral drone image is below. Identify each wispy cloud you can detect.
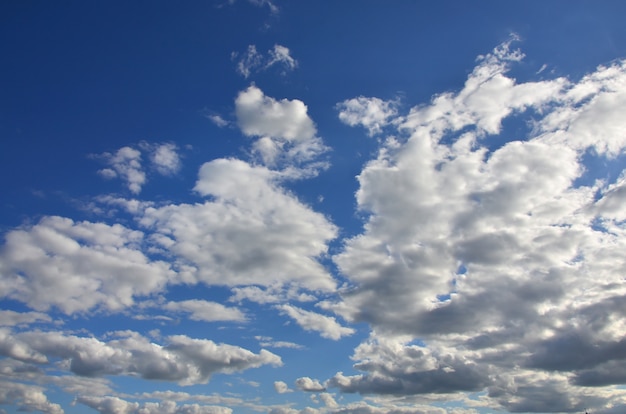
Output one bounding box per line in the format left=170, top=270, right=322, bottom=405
left=233, top=44, right=297, bottom=78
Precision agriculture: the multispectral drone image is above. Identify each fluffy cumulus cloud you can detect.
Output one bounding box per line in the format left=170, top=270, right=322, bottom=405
left=336, top=96, right=399, bottom=136
left=0, top=330, right=280, bottom=385
left=295, top=377, right=326, bottom=392
left=0, top=381, right=63, bottom=414
left=325, top=39, right=626, bottom=412
left=0, top=216, right=175, bottom=314
left=235, top=85, right=328, bottom=171
left=97, top=146, right=145, bottom=194
left=274, top=380, right=292, bottom=393
left=149, top=143, right=182, bottom=175
left=141, top=158, right=337, bottom=291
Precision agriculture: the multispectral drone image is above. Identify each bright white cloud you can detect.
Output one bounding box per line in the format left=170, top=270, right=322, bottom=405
left=164, top=299, right=247, bottom=323
left=277, top=305, right=354, bottom=340
left=0, top=216, right=175, bottom=314
left=236, top=85, right=315, bottom=142
left=336, top=96, right=399, bottom=136
left=235, top=85, right=328, bottom=171
left=325, top=39, right=626, bottom=412
left=141, top=158, right=337, bottom=291
left=97, top=146, right=145, bottom=194
left=150, top=143, right=181, bottom=175
left=96, top=143, right=182, bottom=193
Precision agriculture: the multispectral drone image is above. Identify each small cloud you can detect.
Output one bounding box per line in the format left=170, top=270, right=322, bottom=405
left=274, top=381, right=292, bottom=394
left=336, top=96, right=400, bottom=136
left=276, top=305, right=354, bottom=340
left=248, top=0, right=279, bottom=14
left=164, top=300, right=247, bottom=323
left=295, top=377, right=325, bottom=392
left=233, top=44, right=297, bottom=78
left=266, top=44, right=298, bottom=73
left=204, top=112, right=230, bottom=128
left=95, top=146, right=145, bottom=194
left=234, top=45, right=262, bottom=78
left=536, top=63, right=548, bottom=74
left=150, top=143, right=181, bottom=176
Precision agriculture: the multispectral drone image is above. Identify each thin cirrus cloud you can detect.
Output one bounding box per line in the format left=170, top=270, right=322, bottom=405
left=233, top=44, right=297, bottom=79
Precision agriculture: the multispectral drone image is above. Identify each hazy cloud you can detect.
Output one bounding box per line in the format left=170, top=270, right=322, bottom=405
left=234, top=44, right=296, bottom=78
left=277, top=305, right=354, bottom=340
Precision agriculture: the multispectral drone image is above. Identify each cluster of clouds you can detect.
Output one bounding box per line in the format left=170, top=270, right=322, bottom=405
left=0, top=329, right=281, bottom=385
left=96, top=142, right=181, bottom=194
left=319, top=39, right=626, bottom=413
left=2, top=37, right=626, bottom=413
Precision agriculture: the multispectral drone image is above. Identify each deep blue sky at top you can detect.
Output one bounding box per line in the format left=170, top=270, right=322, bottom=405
left=2, top=0, right=625, bottom=234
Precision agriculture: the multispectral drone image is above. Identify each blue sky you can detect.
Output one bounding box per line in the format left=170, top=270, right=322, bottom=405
left=2, top=1, right=626, bottom=413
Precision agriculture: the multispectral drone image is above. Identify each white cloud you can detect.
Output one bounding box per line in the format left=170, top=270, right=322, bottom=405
left=235, top=45, right=262, bottom=78
left=274, top=380, right=292, bottom=393
left=205, top=112, right=230, bottom=128
left=150, top=143, right=181, bottom=175
left=234, top=44, right=296, bottom=78
left=267, top=45, right=298, bottom=72
left=336, top=96, right=399, bottom=136
left=326, top=39, right=626, bottom=412
left=318, top=393, right=337, bottom=409
left=0, top=310, right=51, bottom=326
left=141, top=158, right=337, bottom=292
left=295, top=376, right=325, bottom=392
left=1, top=329, right=281, bottom=386
left=236, top=85, right=315, bottom=142
left=77, top=396, right=233, bottom=414
left=97, top=146, right=145, bottom=194
left=0, top=382, right=63, bottom=414
left=0, top=216, right=175, bottom=314
left=95, top=143, right=182, bottom=193
left=538, top=60, right=626, bottom=157
left=235, top=85, right=328, bottom=171
left=276, top=305, right=354, bottom=340
left=164, top=299, right=247, bottom=323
